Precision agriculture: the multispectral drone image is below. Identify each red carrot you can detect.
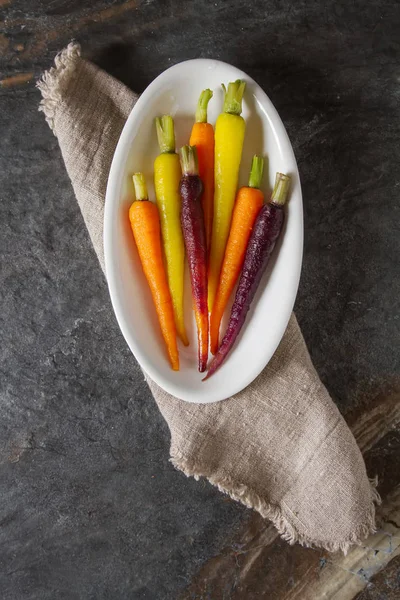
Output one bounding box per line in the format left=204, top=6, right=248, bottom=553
left=203, top=173, right=291, bottom=380
left=179, top=145, right=209, bottom=372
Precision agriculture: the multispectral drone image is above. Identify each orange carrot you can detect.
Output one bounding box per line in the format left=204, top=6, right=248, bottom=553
left=189, top=89, right=214, bottom=256
left=210, top=156, right=264, bottom=355
left=129, top=173, right=179, bottom=371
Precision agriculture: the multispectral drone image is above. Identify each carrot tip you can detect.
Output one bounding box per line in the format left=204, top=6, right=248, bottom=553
left=199, top=360, right=207, bottom=373
left=179, top=332, right=189, bottom=346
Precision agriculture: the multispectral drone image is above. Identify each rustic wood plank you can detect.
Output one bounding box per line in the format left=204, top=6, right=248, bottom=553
left=354, top=554, right=400, bottom=599
left=0, top=71, right=33, bottom=87
left=296, top=487, right=400, bottom=600
left=350, top=392, right=400, bottom=453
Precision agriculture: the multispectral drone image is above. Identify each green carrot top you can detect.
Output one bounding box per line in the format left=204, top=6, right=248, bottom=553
left=248, top=155, right=264, bottom=189
left=222, top=79, right=246, bottom=116
left=132, top=173, right=148, bottom=201
left=195, top=89, right=213, bottom=123
left=271, top=173, right=291, bottom=206
left=155, top=115, right=175, bottom=153
left=179, top=145, right=199, bottom=176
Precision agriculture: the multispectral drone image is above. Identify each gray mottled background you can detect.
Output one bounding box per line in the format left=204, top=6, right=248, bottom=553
left=1, top=1, right=399, bottom=599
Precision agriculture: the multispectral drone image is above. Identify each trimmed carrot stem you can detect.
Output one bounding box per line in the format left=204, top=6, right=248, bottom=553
left=248, top=155, right=264, bottom=189
left=210, top=156, right=264, bottom=354
left=129, top=173, right=179, bottom=371
left=222, top=79, right=246, bottom=114
left=155, top=115, right=175, bottom=153
left=270, top=171, right=291, bottom=206
left=132, top=172, right=148, bottom=200
left=195, top=88, right=213, bottom=123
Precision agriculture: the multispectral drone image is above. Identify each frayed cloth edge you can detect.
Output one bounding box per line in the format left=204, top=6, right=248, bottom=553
left=171, top=451, right=381, bottom=555
left=37, top=42, right=81, bottom=133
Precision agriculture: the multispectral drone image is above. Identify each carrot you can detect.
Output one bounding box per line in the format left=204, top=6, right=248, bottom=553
left=189, top=89, right=214, bottom=257
left=204, top=173, right=291, bottom=380
left=179, top=146, right=208, bottom=372
left=154, top=115, right=188, bottom=346
left=210, top=156, right=264, bottom=354
left=129, top=173, right=179, bottom=371
left=208, top=79, right=246, bottom=311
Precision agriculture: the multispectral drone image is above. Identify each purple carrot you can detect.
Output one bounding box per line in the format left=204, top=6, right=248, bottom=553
left=203, top=172, right=291, bottom=380
left=179, top=145, right=209, bottom=372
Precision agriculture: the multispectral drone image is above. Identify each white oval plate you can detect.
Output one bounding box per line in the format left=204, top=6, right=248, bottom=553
left=104, top=59, right=303, bottom=403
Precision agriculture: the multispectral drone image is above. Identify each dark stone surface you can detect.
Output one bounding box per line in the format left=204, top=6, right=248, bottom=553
left=1, top=1, right=399, bottom=598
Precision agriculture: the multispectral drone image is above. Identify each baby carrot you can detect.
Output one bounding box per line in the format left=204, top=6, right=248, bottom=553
left=129, top=173, right=179, bottom=371
left=204, top=173, right=291, bottom=380
left=210, top=156, right=264, bottom=354
left=208, top=79, right=246, bottom=311
left=154, top=116, right=188, bottom=346
left=189, top=89, right=214, bottom=257
left=179, top=146, right=208, bottom=372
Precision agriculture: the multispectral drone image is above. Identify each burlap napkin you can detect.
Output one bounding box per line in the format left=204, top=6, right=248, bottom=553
left=38, top=43, right=379, bottom=553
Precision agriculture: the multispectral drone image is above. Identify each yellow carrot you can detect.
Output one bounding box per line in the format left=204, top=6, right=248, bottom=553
left=154, top=116, right=188, bottom=346
left=208, top=80, right=246, bottom=311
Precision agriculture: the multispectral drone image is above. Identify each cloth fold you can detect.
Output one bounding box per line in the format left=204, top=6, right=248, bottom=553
left=38, top=43, right=379, bottom=553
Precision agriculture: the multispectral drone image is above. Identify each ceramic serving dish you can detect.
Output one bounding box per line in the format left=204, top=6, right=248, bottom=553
left=104, top=59, right=303, bottom=403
